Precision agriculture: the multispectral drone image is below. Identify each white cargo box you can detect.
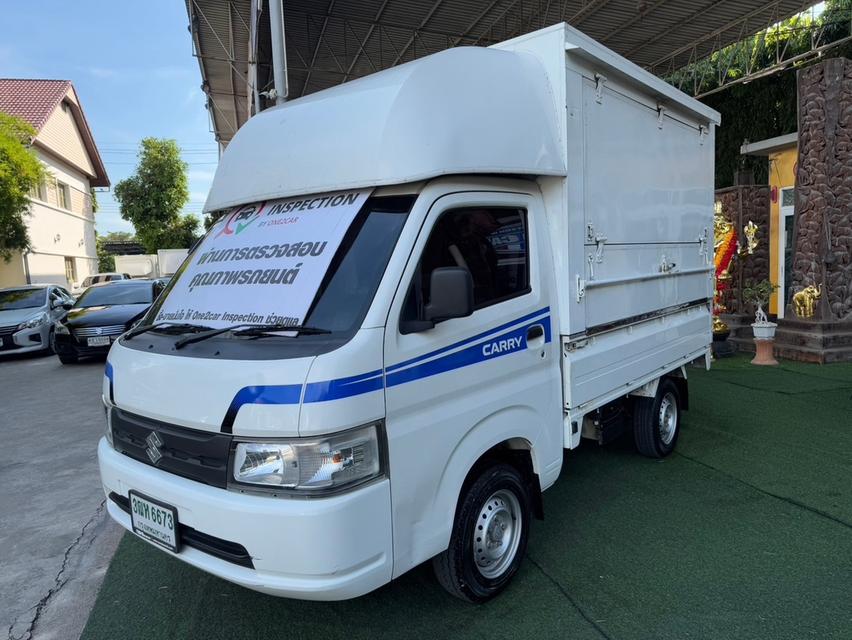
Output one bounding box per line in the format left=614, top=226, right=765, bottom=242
left=496, top=25, right=718, bottom=414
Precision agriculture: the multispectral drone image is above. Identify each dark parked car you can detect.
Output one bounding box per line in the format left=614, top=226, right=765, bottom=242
left=54, top=279, right=167, bottom=364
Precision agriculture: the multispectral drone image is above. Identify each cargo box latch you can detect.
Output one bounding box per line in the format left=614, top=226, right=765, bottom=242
left=594, top=73, right=607, bottom=104
left=586, top=230, right=608, bottom=280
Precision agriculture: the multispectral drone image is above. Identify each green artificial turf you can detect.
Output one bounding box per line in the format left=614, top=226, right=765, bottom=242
left=82, top=356, right=852, bottom=640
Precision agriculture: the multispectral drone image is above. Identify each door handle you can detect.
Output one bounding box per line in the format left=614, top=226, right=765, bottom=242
left=527, top=324, right=544, bottom=341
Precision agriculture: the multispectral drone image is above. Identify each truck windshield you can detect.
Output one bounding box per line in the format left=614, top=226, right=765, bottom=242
left=143, top=194, right=414, bottom=342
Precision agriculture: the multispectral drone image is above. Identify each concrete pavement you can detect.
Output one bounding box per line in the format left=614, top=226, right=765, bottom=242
left=1, top=353, right=122, bottom=640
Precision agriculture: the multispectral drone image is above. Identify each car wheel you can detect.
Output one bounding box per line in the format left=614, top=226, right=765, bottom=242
left=433, top=463, right=531, bottom=603
left=633, top=378, right=681, bottom=458
left=58, top=352, right=79, bottom=365
left=46, top=328, right=56, bottom=355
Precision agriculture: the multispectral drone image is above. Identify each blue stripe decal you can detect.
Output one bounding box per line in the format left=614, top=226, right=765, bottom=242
left=222, top=309, right=551, bottom=419
left=303, top=369, right=384, bottom=403
left=231, top=384, right=303, bottom=407
left=104, top=361, right=115, bottom=403
left=387, top=316, right=550, bottom=388
left=386, top=307, right=549, bottom=373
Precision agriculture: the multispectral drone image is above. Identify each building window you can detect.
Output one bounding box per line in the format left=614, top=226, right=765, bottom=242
left=64, top=257, right=77, bottom=286
left=781, top=188, right=795, bottom=207
left=57, top=181, right=71, bottom=210
left=29, top=180, right=47, bottom=202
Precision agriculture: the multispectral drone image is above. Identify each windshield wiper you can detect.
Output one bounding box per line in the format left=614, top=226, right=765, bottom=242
left=124, top=322, right=212, bottom=340
left=233, top=324, right=331, bottom=337
left=173, top=323, right=331, bottom=350
left=173, top=323, right=256, bottom=349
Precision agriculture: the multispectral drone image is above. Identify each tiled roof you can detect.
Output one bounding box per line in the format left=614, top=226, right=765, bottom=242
left=0, top=78, right=109, bottom=187
left=0, top=79, right=72, bottom=132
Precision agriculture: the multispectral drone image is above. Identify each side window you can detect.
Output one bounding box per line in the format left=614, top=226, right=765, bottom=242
left=402, top=207, right=529, bottom=325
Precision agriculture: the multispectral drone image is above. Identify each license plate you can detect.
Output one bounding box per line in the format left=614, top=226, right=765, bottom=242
left=128, top=491, right=180, bottom=553
left=87, top=336, right=110, bottom=347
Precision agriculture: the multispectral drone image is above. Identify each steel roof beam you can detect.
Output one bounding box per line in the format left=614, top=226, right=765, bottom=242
left=390, top=0, right=446, bottom=66
left=341, top=0, right=391, bottom=81
left=646, top=0, right=804, bottom=70
left=302, top=0, right=336, bottom=94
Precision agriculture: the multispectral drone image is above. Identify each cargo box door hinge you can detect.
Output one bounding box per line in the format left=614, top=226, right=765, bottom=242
left=576, top=275, right=585, bottom=302
left=698, top=227, right=709, bottom=263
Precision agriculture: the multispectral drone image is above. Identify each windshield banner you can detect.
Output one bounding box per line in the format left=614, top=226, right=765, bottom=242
left=154, top=189, right=371, bottom=329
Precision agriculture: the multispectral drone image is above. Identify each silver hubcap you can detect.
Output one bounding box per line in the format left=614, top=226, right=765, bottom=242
left=658, top=392, right=678, bottom=445
left=472, top=489, right=522, bottom=579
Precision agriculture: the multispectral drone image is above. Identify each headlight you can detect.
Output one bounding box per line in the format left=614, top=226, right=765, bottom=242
left=103, top=401, right=114, bottom=446
left=55, top=321, right=70, bottom=335
left=231, top=422, right=384, bottom=494
left=19, top=312, right=48, bottom=330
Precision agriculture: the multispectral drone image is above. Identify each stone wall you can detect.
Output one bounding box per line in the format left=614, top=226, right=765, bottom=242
left=795, top=58, right=852, bottom=321
left=715, top=185, right=771, bottom=314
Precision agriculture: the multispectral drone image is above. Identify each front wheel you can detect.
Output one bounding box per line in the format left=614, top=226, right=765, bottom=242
left=433, top=463, right=531, bottom=603
left=45, top=328, right=56, bottom=355
left=633, top=378, right=681, bottom=458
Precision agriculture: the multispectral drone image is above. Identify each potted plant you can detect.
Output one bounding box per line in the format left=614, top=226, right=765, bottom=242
left=742, top=279, right=779, bottom=365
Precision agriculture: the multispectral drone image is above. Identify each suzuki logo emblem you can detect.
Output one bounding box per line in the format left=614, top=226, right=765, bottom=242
left=96, top=327, right=103, bottom=335
left=145, top=431, right=164, bottom=465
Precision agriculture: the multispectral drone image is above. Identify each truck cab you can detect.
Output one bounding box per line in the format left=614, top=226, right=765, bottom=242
left=98, top=23, right=718, bottom=603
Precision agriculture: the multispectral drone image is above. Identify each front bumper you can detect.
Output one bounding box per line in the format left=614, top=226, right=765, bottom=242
left=55, top=333, right=112, bottom=358
left=98, top=438, right=393, bottom=600
left=0, top=324, right=48, bottom=355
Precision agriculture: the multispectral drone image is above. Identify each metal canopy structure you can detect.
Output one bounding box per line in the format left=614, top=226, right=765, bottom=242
left=187, top=0, right=818, bottom=147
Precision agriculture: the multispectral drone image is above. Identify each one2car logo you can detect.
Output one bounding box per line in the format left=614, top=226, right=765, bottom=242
left=215, top=202, right=264, bottom=238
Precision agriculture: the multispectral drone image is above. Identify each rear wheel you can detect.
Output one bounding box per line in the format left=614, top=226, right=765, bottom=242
left=633, top=378, right=681, bottom=458
left=433, top=463, right=531, bottom=603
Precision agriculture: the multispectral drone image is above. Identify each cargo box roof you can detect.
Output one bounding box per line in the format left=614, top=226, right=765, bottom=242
left=204, top=45, right=566, bottom=212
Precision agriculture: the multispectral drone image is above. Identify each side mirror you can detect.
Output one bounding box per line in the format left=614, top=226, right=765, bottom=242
left=401, top=267, right=474, bottom=333
left=62, top=301, right=74, bottom=310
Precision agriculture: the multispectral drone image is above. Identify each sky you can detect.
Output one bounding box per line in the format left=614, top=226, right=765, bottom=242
left=1, top=1, right=217, bottom=234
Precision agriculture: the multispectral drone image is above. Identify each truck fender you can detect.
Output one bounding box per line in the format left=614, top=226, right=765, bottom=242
left=409, top=405, right=543, bottom=571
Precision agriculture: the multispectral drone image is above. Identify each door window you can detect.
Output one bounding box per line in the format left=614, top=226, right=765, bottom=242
left=401, top=207, right=529, bottom=325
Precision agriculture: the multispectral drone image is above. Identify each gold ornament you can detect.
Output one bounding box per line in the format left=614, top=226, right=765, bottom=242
left=743, top=220, right=758, bottom=255
left=792, top=284, right=822, bottom=318
left=712, top=317, right=729, bottom=334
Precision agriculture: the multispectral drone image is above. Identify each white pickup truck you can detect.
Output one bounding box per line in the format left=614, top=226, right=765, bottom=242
left=98, top=23, right=719, bottom=602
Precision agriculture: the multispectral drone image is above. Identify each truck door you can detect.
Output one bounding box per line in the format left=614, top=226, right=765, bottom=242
left=383, top=187, right=563, bottom=576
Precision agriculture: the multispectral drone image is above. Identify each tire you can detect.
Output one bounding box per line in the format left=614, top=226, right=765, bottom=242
left=58, top=351, right=79, bottom=365
left=634, top=378, right=681, bottom=458
left=45, top=328, right=56, bottom=355
left=433, top=463, right=531, bottom=603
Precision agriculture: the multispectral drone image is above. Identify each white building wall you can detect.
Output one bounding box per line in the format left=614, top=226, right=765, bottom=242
left=24, top=149, right=97, bottom=289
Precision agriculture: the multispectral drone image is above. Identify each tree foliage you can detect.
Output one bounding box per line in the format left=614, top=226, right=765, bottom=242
left=665, top=0, right=852, bottom=188
left=113, top=138, right=199, bottom=252
left=0, top=112, right=45, bottom=261
left=96, top=234, right=115, bottom=272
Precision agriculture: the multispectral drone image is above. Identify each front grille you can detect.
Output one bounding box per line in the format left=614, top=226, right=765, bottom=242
left=73, top=324, right=126, bottom=338
left=111, top=409, right=232, bottom=488
left=0, top=326, right=19, bottom=351
left=109, top=492, right=254, bottom=568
